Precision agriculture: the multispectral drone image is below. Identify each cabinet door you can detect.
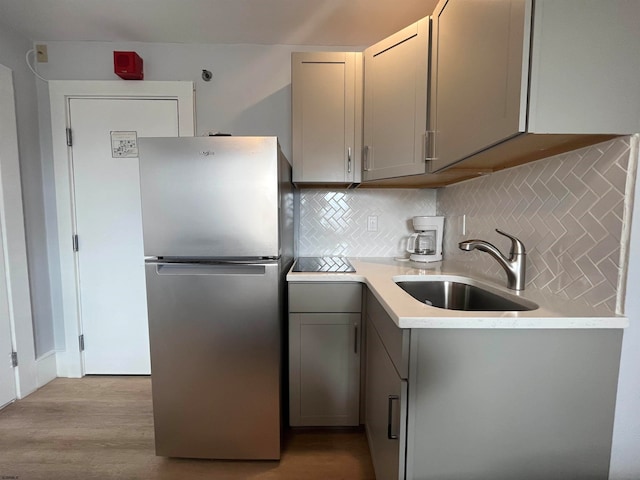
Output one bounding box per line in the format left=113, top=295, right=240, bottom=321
left=429, top=0, right=530, bottom=172
left=363, top=17, right=430, bottom=181
left=291, top=52, right=361, bottom=183
left=365, top=316, right=408, bottom=480
left=289, top=313, right=361, bottom=426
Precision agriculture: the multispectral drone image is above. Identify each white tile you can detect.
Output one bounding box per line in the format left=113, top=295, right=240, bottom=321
left=299, top=138, right=633, bottom=315
left=299, top=188, right=437, bottom=257
left=438, top=137, right=632, bottom=313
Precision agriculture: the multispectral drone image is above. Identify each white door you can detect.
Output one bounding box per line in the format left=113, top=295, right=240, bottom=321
left=0, top=223, right=16, bottom=408
left=69, top=98, right=179, bottom=374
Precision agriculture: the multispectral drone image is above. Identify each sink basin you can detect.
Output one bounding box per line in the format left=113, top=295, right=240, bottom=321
left=395, top=278, right=538, bottom=312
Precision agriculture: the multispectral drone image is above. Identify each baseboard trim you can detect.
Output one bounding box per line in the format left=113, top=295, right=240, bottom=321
left=36, top=350, right=57, bottom=388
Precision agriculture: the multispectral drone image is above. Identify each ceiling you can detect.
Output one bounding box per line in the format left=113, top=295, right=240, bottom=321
left=0, top=0, right=439, bottom=46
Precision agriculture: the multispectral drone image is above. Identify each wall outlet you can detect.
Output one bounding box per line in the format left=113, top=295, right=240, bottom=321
left=367, top=215, right=378, bottom=232
left=36, top=44, right=48, bottom=63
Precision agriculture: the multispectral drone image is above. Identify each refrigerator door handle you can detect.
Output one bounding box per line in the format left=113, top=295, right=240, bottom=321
left=154, top=263, right=268, bottom=276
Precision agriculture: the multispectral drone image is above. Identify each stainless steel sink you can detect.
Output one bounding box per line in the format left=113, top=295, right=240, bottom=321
left=395, top=278, right=538, bottom=312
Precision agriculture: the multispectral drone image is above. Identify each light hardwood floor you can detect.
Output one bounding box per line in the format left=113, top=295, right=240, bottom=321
left=0, top=377, right=375, bottom=479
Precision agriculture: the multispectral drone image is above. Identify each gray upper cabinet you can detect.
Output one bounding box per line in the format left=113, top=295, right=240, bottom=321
left=429, top=0, right=640, bottom=174
left=291, top=52, right=362, bottom=184
left=526, top=0, right=640, bottom=135
left=362, top=17, right=430, bottom=181
left=429, top=0, right=529, bottom=173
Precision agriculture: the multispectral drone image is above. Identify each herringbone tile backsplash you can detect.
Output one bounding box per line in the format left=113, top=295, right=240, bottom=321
left=299, top=189, right=437, bottom=257
left=296, top=137, right=636, bottom=314
left=438, top=136, right=635, bottom=314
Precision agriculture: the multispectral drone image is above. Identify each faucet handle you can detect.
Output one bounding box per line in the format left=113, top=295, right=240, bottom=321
left=495, top=229, right=526, bottom=256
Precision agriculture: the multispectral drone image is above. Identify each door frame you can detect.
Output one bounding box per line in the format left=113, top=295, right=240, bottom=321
left=49, top=81, right=195, bottom=377
left=0, top=228, right=16, bottom=407
left=0, top=63, right=37, bottom=399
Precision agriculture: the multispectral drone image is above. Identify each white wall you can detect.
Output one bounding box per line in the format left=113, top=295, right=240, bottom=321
left=35, top=41, right=361, bottom=158
left=33, top=40, right=359, bottom=350
left=0, top=24, right=54, bottom=361
left=610, top=135, right=640, bottom=479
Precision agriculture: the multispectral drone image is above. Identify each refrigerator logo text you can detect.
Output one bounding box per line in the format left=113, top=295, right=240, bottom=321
left=200, top=151, right=216, bottom=157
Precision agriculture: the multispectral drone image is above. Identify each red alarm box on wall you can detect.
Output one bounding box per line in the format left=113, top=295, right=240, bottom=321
left=113, top=51, right=144, bottom=80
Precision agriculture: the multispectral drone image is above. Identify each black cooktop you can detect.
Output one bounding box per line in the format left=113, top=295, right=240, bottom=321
left=293, top=257, right=356, bottom=273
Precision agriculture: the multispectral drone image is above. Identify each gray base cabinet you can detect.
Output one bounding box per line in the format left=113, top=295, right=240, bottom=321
left=365, top=314, right=407, bottom=480
left=288, top=283, right=362, bottom=426
left=365, top=290, right=623, bottom=480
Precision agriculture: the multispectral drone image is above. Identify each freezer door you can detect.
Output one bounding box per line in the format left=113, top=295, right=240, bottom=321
left=145, top=260, right=282, bottom=459
left=139, top=136, right=280, bottom=258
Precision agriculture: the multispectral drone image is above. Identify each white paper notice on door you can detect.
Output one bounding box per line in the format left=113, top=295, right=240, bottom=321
left=111, top=131, right=139, bottom=158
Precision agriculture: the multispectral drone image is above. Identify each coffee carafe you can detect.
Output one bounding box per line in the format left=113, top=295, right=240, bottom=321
left=406, top=216, right=444, bottom=262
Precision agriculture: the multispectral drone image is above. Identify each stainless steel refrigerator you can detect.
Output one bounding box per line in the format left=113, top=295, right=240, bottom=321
left=138, top=136, right=293, bottom=460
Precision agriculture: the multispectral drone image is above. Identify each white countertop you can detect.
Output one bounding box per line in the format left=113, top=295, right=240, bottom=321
left=287, top=258, right=628, bottom=329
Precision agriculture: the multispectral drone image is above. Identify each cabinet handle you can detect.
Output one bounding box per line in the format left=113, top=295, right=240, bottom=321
left=354, top=324, right=358, bottom=354
left=387, top=395, right=399, bottom=440
left=425, top=130, right=436, bottom=165
left=347, top=147, right=352, bottom=173
left=363, top=145, right=370, bottom=171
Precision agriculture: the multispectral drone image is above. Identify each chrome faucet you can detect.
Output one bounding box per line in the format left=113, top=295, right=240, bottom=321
left=458, top=229, right=526, bottom=290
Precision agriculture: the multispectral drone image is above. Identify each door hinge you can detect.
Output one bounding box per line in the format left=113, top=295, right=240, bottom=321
left=72, top=234, right=79, bottom=252
left=66, top=128, right=73, bottom=147
left=79, top=334, right=85, bottom=352
left=11, top=351, right=18, bottom=367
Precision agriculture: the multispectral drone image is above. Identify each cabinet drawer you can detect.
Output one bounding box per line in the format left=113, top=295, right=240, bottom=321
left=366, top=290, right=410, bottom=379
left=289, top=283, right=362, bottom=313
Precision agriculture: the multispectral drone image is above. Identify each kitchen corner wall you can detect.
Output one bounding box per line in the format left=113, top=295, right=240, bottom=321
left=0, top=25, right=54, bottom=359
left=32, top=40, right=358, bottom=351
left=438, top=136, right=637, bottom=315
left=298, top=189, right=437, bottom=257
